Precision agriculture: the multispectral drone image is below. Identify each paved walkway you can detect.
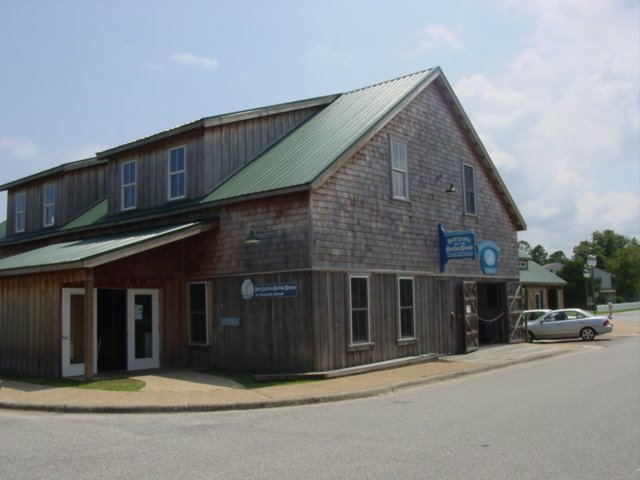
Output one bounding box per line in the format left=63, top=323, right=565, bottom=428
left=1, top=318, right=637, bottom=414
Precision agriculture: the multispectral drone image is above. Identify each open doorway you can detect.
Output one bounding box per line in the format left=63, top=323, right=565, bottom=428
left=97, top=289, right=127, bottom=372
left=477, top=282, right=507, bottom=345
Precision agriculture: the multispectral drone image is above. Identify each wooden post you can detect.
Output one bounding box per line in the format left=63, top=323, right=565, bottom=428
left=84, top=270, right=94, bottom=381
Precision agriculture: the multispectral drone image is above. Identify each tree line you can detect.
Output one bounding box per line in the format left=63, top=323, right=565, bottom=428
left=519, top=229, right=640, bottom=306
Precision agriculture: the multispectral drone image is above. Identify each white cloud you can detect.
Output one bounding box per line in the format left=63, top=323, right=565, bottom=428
left=412, top=24, right=463, bottom=54
left=169, top=53, right=219, bottom=70
left=456, top=1, right=640, bottom=254
left=309, top=46, right=351, bottom=68
left=0, top=137, right=39, bottom=157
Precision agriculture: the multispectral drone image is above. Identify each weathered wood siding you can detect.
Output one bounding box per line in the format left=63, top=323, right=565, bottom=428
left=311, top=271, right=460, bottom=371
left=0, top=270, right=86, bottom=377
left=5, top=164, right=106, bottom=237
left=310, top=82, right=519, bottom=278
left=107, top=107, right=320, bottom=215
left=184, top=192, right=311, bottom=278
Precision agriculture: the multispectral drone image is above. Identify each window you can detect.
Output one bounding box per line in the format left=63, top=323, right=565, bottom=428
left=390, top=140, right=408, bottom=200
left=463, top=164, right=476, bottom=215
left=43, top=184, right=56, bottom=227
left=350, top=276, right=370, bottom=344
left=169, top=146, right=186, bottom=200
left=15, top=191, right=26, bottom=233
left=188, top=283, right=208, bottom=345
left=398, top=278, right=415, bottom=339
left=122, top=160, right=137, bottom=210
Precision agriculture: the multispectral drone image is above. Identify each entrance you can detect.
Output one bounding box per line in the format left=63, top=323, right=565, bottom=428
left=477, top=283, right=506, bottom=345
left=62, top=288, right=159, bottom=377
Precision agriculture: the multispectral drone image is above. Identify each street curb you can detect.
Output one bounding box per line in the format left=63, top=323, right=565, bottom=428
left=0, top=348, right=575, bottom=415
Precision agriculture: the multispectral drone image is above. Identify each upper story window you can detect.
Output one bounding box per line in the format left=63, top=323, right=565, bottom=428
left=121, top=160, right=137, bottom=211
left=168, top=146, right=186, bottom=200
left=43, top=183, right=56, bottom=227
left=14, top=191, right=26, bottom=233
left=463, top=164, right=476, bottom=215
left=390, top=139, right=408, bottom=200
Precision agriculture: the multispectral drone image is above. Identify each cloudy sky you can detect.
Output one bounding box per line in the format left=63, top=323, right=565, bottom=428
left=0, top=0, right=638, bottom=255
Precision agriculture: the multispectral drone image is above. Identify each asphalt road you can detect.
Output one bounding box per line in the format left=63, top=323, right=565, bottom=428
left=1, top=336, right=638, bottom=480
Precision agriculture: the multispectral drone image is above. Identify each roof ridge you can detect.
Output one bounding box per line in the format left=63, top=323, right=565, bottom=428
left=343, top=69, right=433, bottom=96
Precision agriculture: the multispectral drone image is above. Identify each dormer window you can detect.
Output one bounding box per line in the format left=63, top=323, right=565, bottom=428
left=168, top=146, right=186, bottom=200
left=122, top=160, right=137, bottom=210
left=43, top=184, right=56, bottom=227
left=15, top=191, right=26, bottom=233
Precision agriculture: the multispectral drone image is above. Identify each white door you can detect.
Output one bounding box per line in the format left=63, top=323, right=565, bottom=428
left=62, top=288, right=97, bottom=377
left=127, top=289, right=160, bottom=370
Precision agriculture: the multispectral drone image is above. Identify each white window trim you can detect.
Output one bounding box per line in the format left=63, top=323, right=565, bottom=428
left=349, top=275, right=371, bottom=345
left=43, top=183, right=56, bottom=227
left=15, top=191, right=26, bottom=233
left=188, top=282, right=209, bottom=345
left=462, top=163, right=477, bottom=216
left=121, top=160, right=137, bottom=211
left=390, top=138, right=409, bottom=201
left=168, top=146, right=186, bottom=201
left=398, top=277, right=416, bottom=340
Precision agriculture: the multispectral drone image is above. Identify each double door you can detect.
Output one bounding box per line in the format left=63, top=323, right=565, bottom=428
left=62, top=288, right=159, bottom=377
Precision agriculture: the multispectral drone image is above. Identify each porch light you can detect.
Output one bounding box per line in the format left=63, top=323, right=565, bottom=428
left=446, top=183, right=457, bottom=193
left=244, top=230, right=261, bottom=245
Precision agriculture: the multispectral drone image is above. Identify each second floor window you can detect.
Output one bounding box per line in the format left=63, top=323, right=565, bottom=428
left=463, top=164, right=476, bottom=215
left=43, top=184, right=56, bottom=227
left=169, top=146, right=186, bottom=200
left=15, top=191, right=26, bottom=233
left=391, top=140, right=408, bottom=200
left=122, top=160, right=137, bottom=210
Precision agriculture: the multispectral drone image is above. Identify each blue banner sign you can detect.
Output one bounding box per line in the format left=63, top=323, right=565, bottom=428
left=439, top=224, right=475, bottom=272
left=241, top=279, right=298, bottom=300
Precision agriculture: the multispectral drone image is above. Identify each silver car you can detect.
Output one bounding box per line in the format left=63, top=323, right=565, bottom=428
left=526, top=308, right=613, bottom=342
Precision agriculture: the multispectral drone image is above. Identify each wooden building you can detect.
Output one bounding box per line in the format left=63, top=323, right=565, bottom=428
left=0, top=67, right=527, bottom=378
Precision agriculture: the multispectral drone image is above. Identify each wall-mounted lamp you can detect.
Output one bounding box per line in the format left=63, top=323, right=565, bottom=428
left=437, top=174, right=457, bottom=193
left=244, top=230, right=261, bottom=245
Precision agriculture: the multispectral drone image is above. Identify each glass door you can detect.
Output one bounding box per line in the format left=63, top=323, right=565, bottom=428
left=62, top=288, right=88, bottom=377
left=127, top=289, right=159, bottom=370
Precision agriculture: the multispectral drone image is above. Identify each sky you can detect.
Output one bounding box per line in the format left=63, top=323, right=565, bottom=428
left=0, top=0, right=638, bottom=256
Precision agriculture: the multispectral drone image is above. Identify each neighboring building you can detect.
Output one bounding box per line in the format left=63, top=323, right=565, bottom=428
left=0, top=67, right=527, bottom=378
left=520, top=250, right=566, bottom=310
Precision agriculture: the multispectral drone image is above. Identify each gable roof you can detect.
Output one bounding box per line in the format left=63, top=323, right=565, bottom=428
left=201, top=67, right=526, bottom=231
left=520, top=259, right=567, bottom=286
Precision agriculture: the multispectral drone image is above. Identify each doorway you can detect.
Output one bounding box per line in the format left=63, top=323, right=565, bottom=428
left=477, top=282, right=506, bottom=345
left=97, top=289, right=127, bottom=372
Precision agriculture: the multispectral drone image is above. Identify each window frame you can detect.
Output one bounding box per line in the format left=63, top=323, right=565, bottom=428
left=168, top=146, right=186, bottom=201
left=390, top=138, right=409, bottom=201
left=121, top=160, right=137, bottom=211
left=349, top=275, right=371, bottom=345
left=43, top=183, right=56, bottom=227
left=462, top=163, right=476, bottom=216
left=14, top=191, right=26, bottom=233
left=398, top=277, right=415, bottom=340
left=188, top=282, right=209, bottom=346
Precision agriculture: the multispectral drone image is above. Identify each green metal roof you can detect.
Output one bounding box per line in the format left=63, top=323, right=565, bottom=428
left=520, top=260, right=567, bottom=286
left=62, top=199, right=108, bottom=230
left=202, top=69, right=435, bottom=204
left=0, top=222, right=212, bottom=275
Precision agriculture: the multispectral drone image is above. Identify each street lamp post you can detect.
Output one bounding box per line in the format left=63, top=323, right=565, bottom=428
left=587, top=255, right=597, bottom=312
left=583, top=268, right=590, bottom=311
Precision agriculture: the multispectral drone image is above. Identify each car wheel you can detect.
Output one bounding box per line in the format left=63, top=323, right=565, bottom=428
left=527, top=331, right=535, bottom=343
left=580, top=327, right=596, bottom=341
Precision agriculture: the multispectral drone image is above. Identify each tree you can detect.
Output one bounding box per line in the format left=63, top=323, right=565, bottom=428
left=518, top=240, right=531, bottom=253
left=557, top=260, right=589, bottom=308
left=609, top=244, right=640, bottom=301
left=548, top=250, right=568, bottom=264
left=530, top=245, right=548, bottom=265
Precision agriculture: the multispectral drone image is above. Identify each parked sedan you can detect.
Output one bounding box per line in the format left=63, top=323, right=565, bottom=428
left=526, top=308, right=613, bottom=342
left=522, top=309, right=551, bottom=322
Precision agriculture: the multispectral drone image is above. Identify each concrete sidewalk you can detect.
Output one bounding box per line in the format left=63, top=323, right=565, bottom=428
left=1, top=319, right=637, bottom=414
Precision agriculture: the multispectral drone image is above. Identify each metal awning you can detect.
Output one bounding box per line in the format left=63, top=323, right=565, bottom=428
left=0, top=222, right=214, bottom=276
